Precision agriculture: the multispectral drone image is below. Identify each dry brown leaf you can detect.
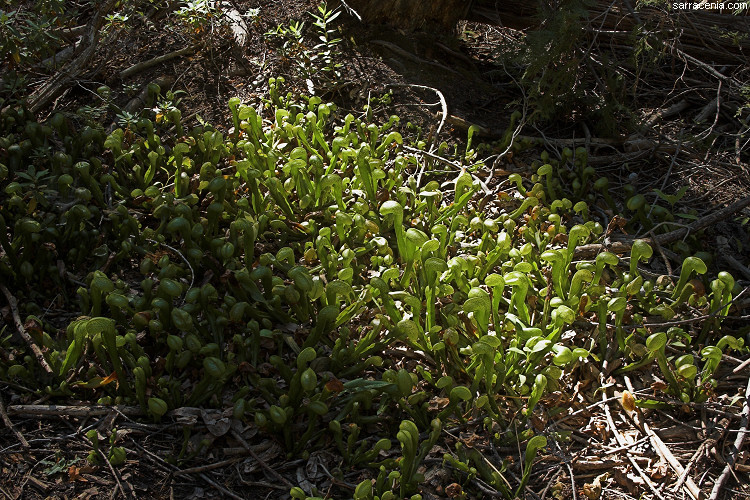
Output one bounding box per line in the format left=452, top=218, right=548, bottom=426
left=100, top=371, right=118, bottom=386
left=428, top=396, right=450, bottom=412
left=68, top=465, right=88, bottom=483
left=689, top=278, right=705, bottom=297
left=651, top=380, right=668, bottom=392
left=446, top=483, right=463, bottom=498
left=592, top=420, right=608, bottom=441
left=582, top=472, right=607, bottom=499
left=325, top=378, right=344, bottom=393
left=613, top=467, right=644, bottom=496
left=531, top=413, right=547, bottom=431
left=648, top=460, right=669, bottom=480
left=201, top=409, right=231, bottom=437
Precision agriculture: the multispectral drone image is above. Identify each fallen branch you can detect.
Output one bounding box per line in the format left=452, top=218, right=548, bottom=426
left=174, top=457, right=244, bottom=475
left=386, top=83, right=447, bottom=149
left=27, top=0, right=118, bottom=113
left=7, top=404, right=143, bottom=417
left=51, top=24, right=88, bottom=41
left=646, top=99, right=690, bottom=126
left=371, top=40, right=459, bottom=75
left=0, top=284, right=53, bottom=375
left=36, top=45, right=76, bottom=71
left=0, top=394, right=29, bottom=448
left=447, top=116, right=683, bottom=155
left=708, top=375, right=750, bottom=500
left=646, top=424, right=701, bottom=500
left=733, top=357, right=750, bottom=375
left=670, top=44, right=745, bottom=89
left=716, top=236, right=750, bottom=281
left=574, top=195, right=750, bottom=259
left=82, top=431, right=132, bottom=499
left=119, top=44, right=199, bottom=80
left=338, top=0, right=362, bottom=21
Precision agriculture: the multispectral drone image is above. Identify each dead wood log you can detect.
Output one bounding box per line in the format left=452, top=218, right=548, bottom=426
left=27, top=0, right=118, bottom=114
left=119, top=45, right=198, bottom=80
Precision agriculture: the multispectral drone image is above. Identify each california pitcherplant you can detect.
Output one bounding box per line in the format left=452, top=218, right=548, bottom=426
left=0, top=40, right=746, bottom=498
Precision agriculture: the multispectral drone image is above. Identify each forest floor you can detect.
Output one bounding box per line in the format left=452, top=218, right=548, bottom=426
left=1, top=1, right=750, bottom=499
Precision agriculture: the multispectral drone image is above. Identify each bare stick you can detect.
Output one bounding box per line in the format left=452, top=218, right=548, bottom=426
left=646, top=99, right=690, bottom=126
left=82, top=432, right=132, bottom=499
left=670, top=44, right=745, bottom=88
left=196, top=473, right=245, bottom=500
left=8, top=404, right=143, bottom=418
left=36, top=45, right=76, bottom=71
left=371, top=40, right=459, bottom=75
left=387, top=83, right=447, bottom=150
left=386, top=83, right=448, bottom=188
left=128, top=436, right=245, bottom=499
left=717, top=236, right=750, bottom=281
left=230, top=429, right=294, bottom=489
left=733, top=357, right=750, bottom=375
left=601, top=386, right=666, bottom=500
left=337, top=0, right=362, bottom=21
left=0, top=284, right=53, bottom=374
left=175, top=457, right=243, bottom=475
left=119, top=45, right=199, bottom=80
left=708, top=375, right=750, bottom=500
left=0, top=394, right=29, bottom=448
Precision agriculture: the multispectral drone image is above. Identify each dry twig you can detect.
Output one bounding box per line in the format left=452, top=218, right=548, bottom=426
left=8, top=404, right=142, bottom=418
left=0, top=284, right=53, bottom=375
left=230, top=429, right=294, bottom=489
left=0, top=394, right=29, bottom=449
left=708, top=375, right=750, bottom=500
left=402, top=145, right=492, bottom=194
left=601, top=378, right=666, bottom=500
left=119, top=44, right=199, bottom=80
